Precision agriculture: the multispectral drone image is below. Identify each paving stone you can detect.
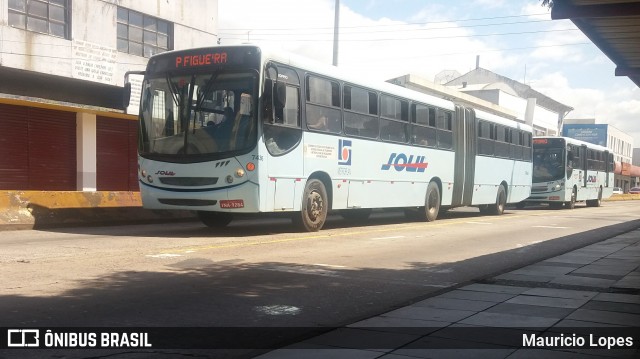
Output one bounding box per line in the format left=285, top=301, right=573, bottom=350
left=458, top=312, right=559, bottom=328
left=506, top=295, right=589, bottom=309
left=348, top=316, right=448, bottom=335
left=521, top=288, right=597, bottom=300
left=485, top=302, right=574, bottom=319
left=302, top=328, right=420, bottom=353
left=551, top=319, right=626, bottom=328
left=510, top=265, right=576, bottom=276
left=544, top=255, right=602, bottom=265
left=459, top=283, right=530, bottom=295
left=508, top=348, right=624, bottom=358
left=412, top=297, right=497, bottom=311
left=593, top=293, right=640, bottom=304
left=580, top=300, right=640, bottom=314
left=437, top=290, right=516, bottom=303
left=256, top=348, right=383, bottom=359
left=572, top=265, right=635, bottom=276
left=566, top=309, right=640, bottom=326
left=494, top=273, right=556, bottom=283
left=392, top=347, right=515, bottom=359
left=538, top=261, right=582, bottom=269
left=550, top=275, right=616, bottom=288
left=382, top=306, right=476, bottom=323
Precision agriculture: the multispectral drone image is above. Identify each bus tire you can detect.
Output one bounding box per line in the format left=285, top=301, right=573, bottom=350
left=341, top=208, right=372, bottom=221
left=586, top=188, right=602, bottom=207
left=294, top=179, right=328, bottom=232
left=566, top=188, right=577, bottom=209
left=198, top=211, right=233, bottom=228
left=488, top=185, right=507, bottom=215
left=423, top=181, right=440, bottom=222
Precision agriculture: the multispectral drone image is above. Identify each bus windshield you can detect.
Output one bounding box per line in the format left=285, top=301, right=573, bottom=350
left=532, top=147, right=565, bottom=182
left=139, top=71, right=257, bottom=161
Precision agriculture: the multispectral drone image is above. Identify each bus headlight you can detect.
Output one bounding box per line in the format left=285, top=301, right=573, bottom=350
left=235, top=168, right=245, bottom=178
left=553, top=184, right=562, bottom=191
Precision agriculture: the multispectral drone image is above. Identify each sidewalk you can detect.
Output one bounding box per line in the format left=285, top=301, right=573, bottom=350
left=257, top=227, right=640, bottom=358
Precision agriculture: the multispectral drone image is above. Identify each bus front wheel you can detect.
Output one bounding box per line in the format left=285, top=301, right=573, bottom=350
left=294, top=179, right=328, bottom=232
left=566, top=188, right=577, bottom=209
left=198, top=211, right=233, bottom=228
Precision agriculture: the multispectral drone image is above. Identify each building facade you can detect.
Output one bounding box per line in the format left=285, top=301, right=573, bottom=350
left=443, top=68, right=574, bottom=137
left=0, top=0, right=217, bottom=192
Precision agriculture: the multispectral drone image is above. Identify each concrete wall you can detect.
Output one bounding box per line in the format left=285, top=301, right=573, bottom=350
left=0, top=0, right=218, bottom=86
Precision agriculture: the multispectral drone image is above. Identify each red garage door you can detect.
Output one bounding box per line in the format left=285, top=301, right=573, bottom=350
left=0, top=103, right=76, bottom=190
left=97, top=116, right=139, bottom=191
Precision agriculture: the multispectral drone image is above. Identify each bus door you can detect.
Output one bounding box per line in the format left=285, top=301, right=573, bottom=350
left=451, top=106, right=475, bottom=207
left=604, top=150, right=610, bottom=187
left=263, top=65, right=304, bottom=211
left=581, top=144, right=588, bottom=188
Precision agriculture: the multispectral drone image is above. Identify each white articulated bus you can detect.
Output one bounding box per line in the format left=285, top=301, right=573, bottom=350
left=126, top=45, right=533, bottom=231
left=525, top=136, right=614, bottom=209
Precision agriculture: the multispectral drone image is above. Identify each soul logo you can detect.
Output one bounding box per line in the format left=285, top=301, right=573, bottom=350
left=381, top=153, right=428, bottom=172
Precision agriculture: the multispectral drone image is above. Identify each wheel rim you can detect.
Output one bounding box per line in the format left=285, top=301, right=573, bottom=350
left=427, top=190, right=438, bottom=215
left=306, top=190, right=324, bottom=222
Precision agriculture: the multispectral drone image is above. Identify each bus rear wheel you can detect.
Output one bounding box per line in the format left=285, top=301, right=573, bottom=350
left=586, top=188, right=602, bottom=207
left=422, top=181, right=440, bottom=222
left=198, top=211, right=233, bottom=228
left=485, top=185, right=506, bottom=215
left=294, top=179, right=328, bottom=232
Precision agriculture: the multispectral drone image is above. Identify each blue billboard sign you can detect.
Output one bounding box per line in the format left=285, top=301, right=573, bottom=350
left=562, top=124, right=608, bottom=146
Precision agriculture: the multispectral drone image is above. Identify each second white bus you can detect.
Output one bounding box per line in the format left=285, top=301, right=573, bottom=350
left=525, top=136, right=614, bottom=208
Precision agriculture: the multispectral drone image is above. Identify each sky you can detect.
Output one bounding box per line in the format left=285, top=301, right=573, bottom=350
left=217, top=0, right=640, bottom=147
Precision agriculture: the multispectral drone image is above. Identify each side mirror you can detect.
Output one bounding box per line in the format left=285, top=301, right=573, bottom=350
left=123, top=82, right=132, bottom=109
left=274, top=82, right=286, bottom=109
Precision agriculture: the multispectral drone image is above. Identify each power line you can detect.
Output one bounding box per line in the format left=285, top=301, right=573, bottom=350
left=220, top=28, right=583, bottom=42
left=220, top=19, right=557, bottom=36
left=217, top=12, right=552, bottom=31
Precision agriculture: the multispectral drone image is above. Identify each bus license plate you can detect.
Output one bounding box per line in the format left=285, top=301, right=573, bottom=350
left=220, top=199, right=244, bottom=208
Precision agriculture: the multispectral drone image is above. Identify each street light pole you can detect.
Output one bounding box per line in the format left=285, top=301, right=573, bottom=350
left=333, top=0, right=339, bottom=66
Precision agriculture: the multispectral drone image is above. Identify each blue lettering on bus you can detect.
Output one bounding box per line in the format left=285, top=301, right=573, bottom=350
left=338, top=139, right=352, bottom=166
left=381, top=153, right=428, bottom=172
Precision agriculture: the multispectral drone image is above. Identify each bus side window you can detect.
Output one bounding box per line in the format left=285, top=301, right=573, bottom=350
left=306, top=76, right=342, bottom=133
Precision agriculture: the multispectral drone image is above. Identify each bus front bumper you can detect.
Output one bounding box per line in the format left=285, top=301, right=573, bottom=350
left=139, top=180, right=260, bottom=213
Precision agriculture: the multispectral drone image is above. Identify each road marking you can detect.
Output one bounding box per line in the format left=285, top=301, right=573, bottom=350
left=146, top=253, right=182, bottom=258
left=313, top=263, right=348, bottom=269
left=371, top=235, right=405, bottom=240
left=466, top=221, right=492, bottom=225
left=532, top=225, right=570, bottom=229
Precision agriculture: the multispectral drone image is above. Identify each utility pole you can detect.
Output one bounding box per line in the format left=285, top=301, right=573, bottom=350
left=333, top=0, right=340, bottom=66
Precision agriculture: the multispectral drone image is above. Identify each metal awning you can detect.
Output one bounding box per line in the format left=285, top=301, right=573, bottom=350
left=551, top=0, right=640, bottom=87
